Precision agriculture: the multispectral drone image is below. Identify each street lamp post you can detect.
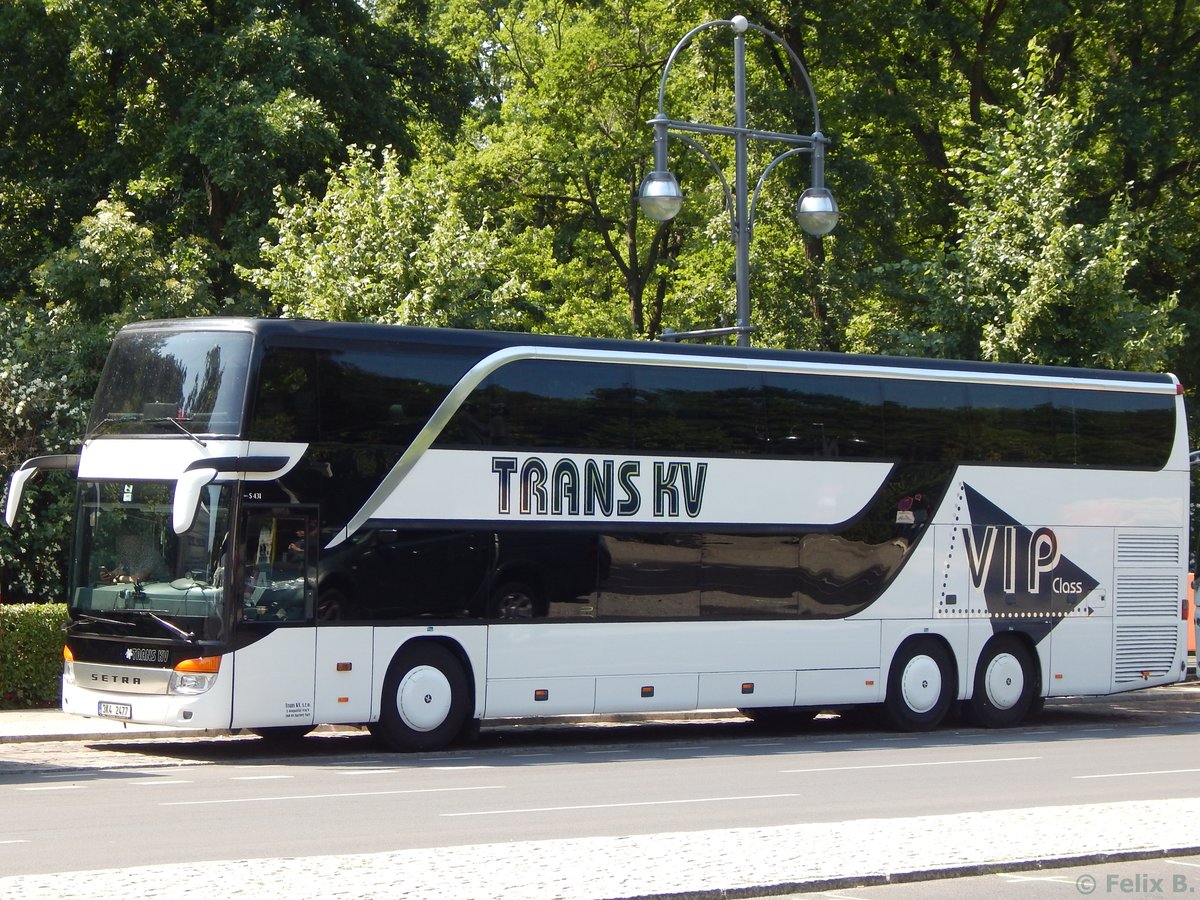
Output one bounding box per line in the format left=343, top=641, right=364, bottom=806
left=638, top=15, right=838, bottom=346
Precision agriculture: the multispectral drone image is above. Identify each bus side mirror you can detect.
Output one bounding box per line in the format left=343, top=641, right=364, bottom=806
left=4, top=468, right=37, bottom=528
left=174, top=467, right=217, bottom=535
left=4, top=454, right=81, bottom=528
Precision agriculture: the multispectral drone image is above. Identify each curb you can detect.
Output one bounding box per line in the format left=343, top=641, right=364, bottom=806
left=617, top=846, right=1200, bottom=899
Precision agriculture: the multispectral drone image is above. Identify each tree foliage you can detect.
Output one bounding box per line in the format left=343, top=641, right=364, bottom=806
left=2, top=0, right=1199, bottom=601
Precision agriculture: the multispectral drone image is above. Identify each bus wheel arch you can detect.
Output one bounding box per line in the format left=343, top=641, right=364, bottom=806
left=370, top=639, right=474, bottom=752
left=884, top=634, right=957, bottom=732
left=970, top=634, right=1040, bottom=728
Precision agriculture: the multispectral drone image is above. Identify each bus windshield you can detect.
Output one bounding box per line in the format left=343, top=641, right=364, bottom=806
left=71, top=480, right=234, bottom=642
left=88, top=329, right=253, bottom=437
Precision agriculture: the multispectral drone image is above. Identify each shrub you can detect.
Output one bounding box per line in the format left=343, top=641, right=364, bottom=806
left=0, top=603, right=68, bottom=708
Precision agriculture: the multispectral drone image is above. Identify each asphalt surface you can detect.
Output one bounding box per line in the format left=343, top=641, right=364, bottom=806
left=1, top=686, right=1199, bottom=899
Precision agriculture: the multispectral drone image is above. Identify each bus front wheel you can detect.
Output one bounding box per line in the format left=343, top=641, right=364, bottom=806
left=884, top=637, right=955, bottom=732
left=970, top=636, right=1037, bottom=728
left=371, top=642, right=471, bottom=752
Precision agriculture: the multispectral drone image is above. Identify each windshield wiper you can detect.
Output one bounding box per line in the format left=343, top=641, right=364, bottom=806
left=150, top=416, right=207, bottom=447
left=68, top=613, right=136, bottom=631
left=69, top=610, right=194, bottom=642
left=135, top=610, right=198, bottom=643
left=83, top=414, right=140, bottom=442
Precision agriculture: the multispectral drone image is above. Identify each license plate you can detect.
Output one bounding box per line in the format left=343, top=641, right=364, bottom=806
left=98, top=702, right=132, bottom=719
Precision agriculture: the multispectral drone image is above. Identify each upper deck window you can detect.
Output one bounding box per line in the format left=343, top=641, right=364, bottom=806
left=89, top=330, right=253, bottom=437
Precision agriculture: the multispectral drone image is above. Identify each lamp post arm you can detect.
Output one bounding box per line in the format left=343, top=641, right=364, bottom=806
left=657, top=19, right=822, bottom=135
left=665, top=132, right=736, bottom=235
left=656, top=20, right=739, bottom=115
left=739, top=20, right=822, bottom=134
left=748, top=146, right=812, bottom=241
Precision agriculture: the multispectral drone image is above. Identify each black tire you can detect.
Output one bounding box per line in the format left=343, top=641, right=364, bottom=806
left=884, top=637, right=955, bottom=732
left=251, top=725, right=314, bottom=744
left=739, top=707, right=820, bottom=731
left=970, top=636, right=1038, bottom=728
left=370, top=642, right=471, bottom=752
left=488, top=581, right=541, bottom=620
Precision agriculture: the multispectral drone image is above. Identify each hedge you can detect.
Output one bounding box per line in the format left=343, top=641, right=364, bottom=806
left=0, top=603, right=69, bottom=709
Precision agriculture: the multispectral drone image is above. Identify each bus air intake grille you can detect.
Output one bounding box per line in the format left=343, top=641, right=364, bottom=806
left=1115, top=533, right=1181, bottom=567
left=1113, top=625, right=1178, bottom=683
left=1114, top=575, right=1183, bottom=618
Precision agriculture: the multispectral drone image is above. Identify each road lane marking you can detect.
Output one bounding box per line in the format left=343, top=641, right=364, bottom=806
left=161, top=785, right=504, bottom=806
left=232, top=775, right=294, bottom=781
left=17, top=784, right=85, bottom=791
left=780, top=756, right=1039, bottom=773
left=129, top=779, right=193, bottom=785
left=441, top=792, right=801, bottom=817
left=1074, top=768, right=1200, bottom=780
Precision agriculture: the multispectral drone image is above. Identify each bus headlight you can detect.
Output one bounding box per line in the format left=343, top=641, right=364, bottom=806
left=63, top=645, right=75, bottom=684
left=169, top=655, right=222, bottom=695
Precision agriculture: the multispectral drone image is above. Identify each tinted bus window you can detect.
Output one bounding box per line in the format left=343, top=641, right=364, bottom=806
left=320, top=345, right=475, bottom=447
left=442, top=360, right=634, bottom=451
left=251, top=344, right=476, bottom=446
left=763, top=373, right=883, bottom=458
left=633, top=366, right=763, bottom=454
left=1070, top=389, right=1175, bottom=468
left=250, top=348, right=319, bottom=442
left=968, top=383, right=1064, bottom=464
left=883, top=379, right=971, bottom=462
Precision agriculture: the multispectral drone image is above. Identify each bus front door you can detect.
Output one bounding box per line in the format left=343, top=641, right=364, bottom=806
left=230, top=506, right=318, bottom=729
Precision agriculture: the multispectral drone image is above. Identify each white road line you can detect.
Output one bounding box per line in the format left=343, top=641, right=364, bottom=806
left=129, top=779, right=193, bottom=785
left=1074, top=768, right=1200, bottom=780
left=441, top=792, right=801, bottom=817
left=0, top=840, right=30, bottom=845
left=161, top=785, right=504, bottom=806
left=17, top=784, right=85, bottom=791
left=232, top=775, right=294, bottom=781
left=781, top=756, right=1039, bottom=774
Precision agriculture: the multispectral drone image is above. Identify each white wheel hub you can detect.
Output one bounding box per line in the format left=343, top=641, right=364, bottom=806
left=983, top=653, right=1024, bottom=710
left=396, top=665, right=453, bottom=732
left=900, top=654, right=943, bottom=714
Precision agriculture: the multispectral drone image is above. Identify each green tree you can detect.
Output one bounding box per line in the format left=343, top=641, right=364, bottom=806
left=0, top=0, right=471, bottom=602
left=847, top=68, right=1184, bottom=370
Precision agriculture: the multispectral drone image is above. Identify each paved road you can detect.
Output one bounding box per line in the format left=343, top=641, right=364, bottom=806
left=1, top=685, right=1199, bottom=899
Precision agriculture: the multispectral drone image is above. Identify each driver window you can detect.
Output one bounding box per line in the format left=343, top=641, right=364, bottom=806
left=240, top=511, right=315, bottom=623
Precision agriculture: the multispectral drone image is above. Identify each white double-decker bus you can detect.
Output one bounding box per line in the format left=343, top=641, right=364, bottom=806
left=4, top=318, right=1190, bottom=750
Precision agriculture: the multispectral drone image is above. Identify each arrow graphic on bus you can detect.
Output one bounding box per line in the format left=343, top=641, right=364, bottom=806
left=960, top=483, right=1099, bottom=642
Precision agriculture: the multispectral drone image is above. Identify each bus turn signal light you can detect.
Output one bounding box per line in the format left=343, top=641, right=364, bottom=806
left=175, top=656, right=222, bottom=673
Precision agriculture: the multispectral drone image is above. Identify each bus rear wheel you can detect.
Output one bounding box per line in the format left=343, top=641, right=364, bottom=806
left=884, top=637, right=955, bottom=732
left=970, top=636, right=1037, bottom=728
left=371, top=642, right=471, bottom=752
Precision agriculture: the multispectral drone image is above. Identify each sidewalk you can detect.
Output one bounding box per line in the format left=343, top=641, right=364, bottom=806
left=3, top=798, right=1200, bottom=899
